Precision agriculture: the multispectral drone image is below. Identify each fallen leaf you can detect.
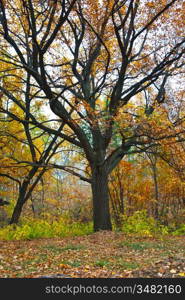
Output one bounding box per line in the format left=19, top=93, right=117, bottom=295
left=178, top=272, right=185, bottom=277
left=170, top=269, right=177, bottom=274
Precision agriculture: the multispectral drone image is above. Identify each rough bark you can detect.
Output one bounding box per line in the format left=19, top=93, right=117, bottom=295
left=91, top=167, right=112, bottom=231
left=9, top=183, right=28, bottom=224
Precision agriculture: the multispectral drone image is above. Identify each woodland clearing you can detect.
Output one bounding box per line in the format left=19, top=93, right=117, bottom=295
left=0, top=231, right=184, bottom=278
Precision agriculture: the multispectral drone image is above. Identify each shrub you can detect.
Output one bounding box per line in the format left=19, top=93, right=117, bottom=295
left=120, top=210, right=169, bottom=236
left=0, top=214, right=93, bottom=240
left=171, top=224, right=185, bottom=236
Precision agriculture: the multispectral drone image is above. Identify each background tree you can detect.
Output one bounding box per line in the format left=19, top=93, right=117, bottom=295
left=0, top=102, right=66, bottom=223
left=0, top=57, right=69, bottom=223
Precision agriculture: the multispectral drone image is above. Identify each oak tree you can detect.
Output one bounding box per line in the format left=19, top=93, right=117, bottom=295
left=0, top=0, right=185, bottom=230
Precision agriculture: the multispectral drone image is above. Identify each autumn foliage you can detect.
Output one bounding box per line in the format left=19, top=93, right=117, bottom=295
left=0, top=0, right=184, bottom=233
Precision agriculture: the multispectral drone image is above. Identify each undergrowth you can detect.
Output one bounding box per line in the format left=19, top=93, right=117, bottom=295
left=0, top=210, right=184, bottom=240
left=119, top=210, right=170, bottom=236
left=0, top=214, right=93, bottom=240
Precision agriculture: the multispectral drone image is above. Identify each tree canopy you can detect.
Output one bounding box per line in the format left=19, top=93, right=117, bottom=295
left=0, top=0, right=185, bottom=231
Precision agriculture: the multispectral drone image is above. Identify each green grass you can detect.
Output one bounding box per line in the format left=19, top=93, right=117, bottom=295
left=94, top=260, right=110, bottom=267
left=61, top=244, right=86, bottom=251
left=40, top=244, right=86, bottom=256
left=40, top=245, right=62, bottom=254
left=23, top=254, right=48, bottom=265
left=60, top=260, right=82, bottom=267
left=115, top=259, right=140, bottom=270
left=118, top=241, right=166, bottom=251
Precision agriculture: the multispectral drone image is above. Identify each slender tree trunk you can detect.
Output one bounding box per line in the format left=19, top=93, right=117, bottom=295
left=31, top=195, right=36, bottom=217
left=9, top=183, right=28, bottom=224
left=40, top=177, right=45, bottom=206
left=9, top=168, right=45, bottom=224
left=152, top=164, right=159, bottom=219
left=91, top=167, right=112, bottom=231
left=9, top=201, right=24, bottom=224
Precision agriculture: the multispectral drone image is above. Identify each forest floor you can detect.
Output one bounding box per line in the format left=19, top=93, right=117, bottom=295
left=0, top=231, right=184, bottom=278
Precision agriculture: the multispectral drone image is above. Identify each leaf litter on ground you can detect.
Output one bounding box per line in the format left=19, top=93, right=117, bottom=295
left=0, top=231, right=184, bottom=278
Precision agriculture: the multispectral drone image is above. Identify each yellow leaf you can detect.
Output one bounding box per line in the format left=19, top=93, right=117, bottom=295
left=59, top=264, right=69, bottom=269
left=178, top=272, right=185, bottom=277
left=146, top=2, right=155, bottom=8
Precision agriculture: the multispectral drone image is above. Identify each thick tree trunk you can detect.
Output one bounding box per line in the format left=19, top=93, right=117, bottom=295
left=91, top=167, right=112, bottom=231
